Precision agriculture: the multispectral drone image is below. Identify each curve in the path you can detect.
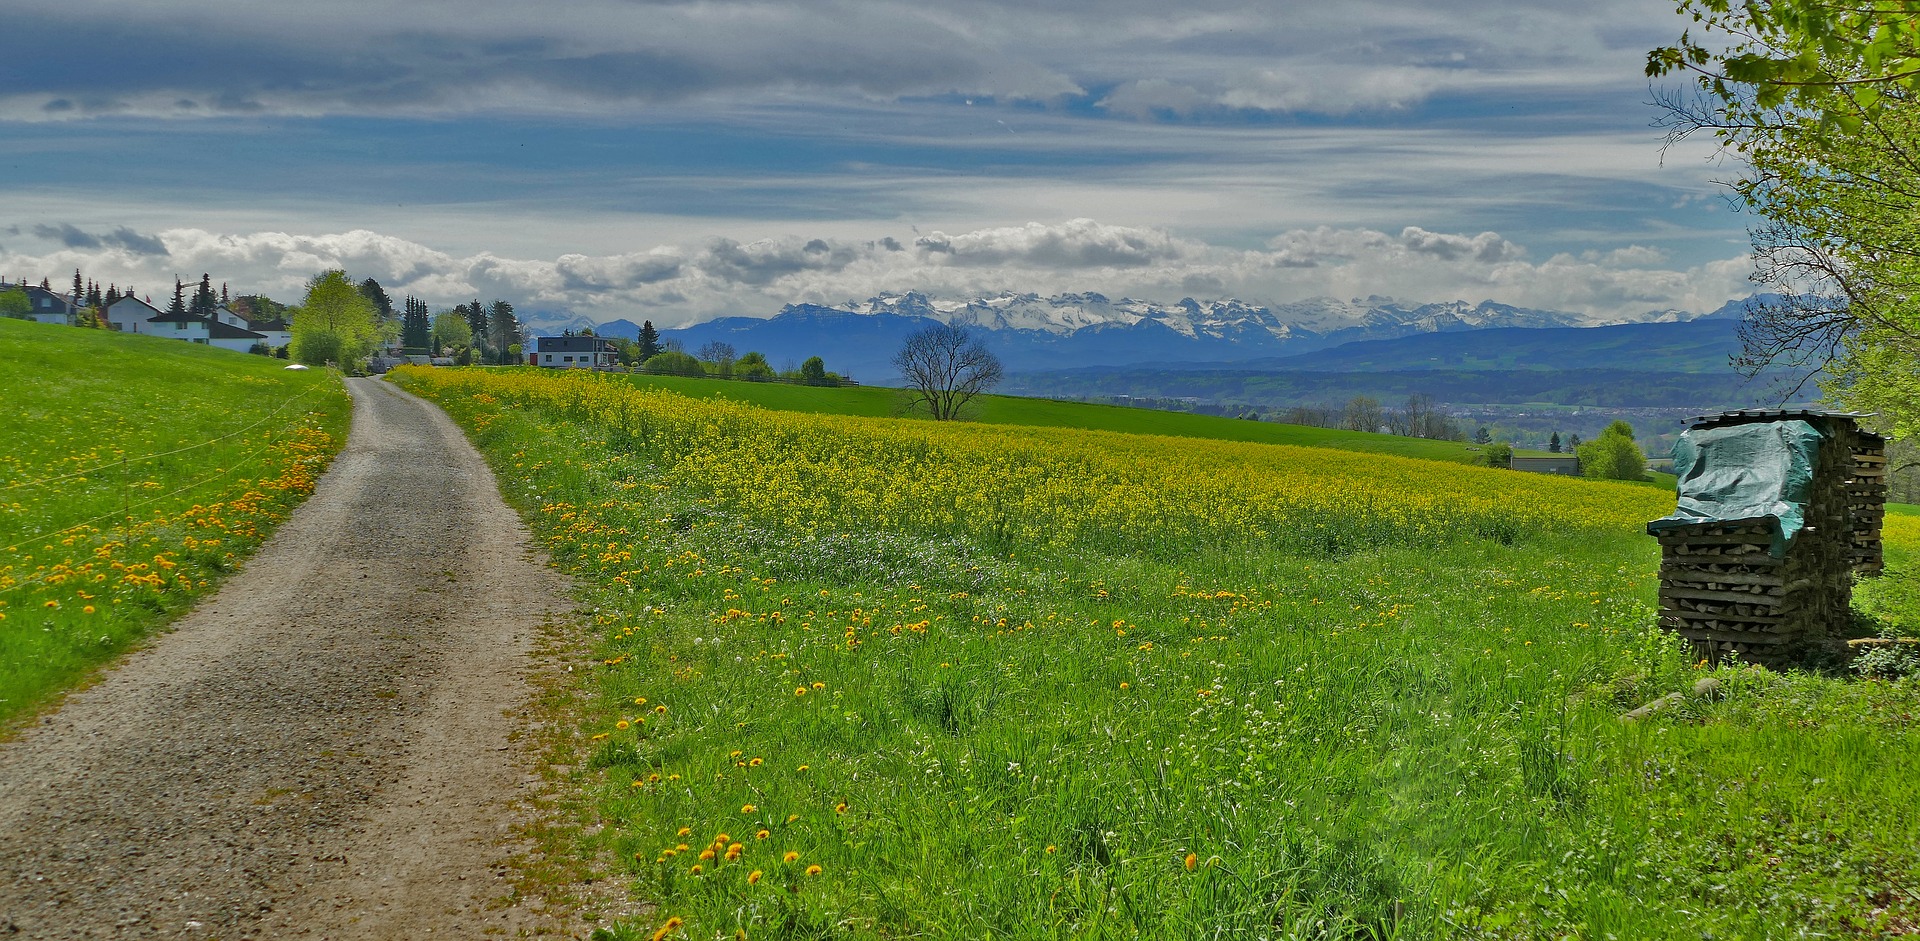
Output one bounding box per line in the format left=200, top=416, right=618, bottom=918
left=0, top=376, right=576, bottom=938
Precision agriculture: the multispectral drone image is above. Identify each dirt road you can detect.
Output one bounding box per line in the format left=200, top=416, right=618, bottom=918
left=0, top=377, right=585, bottom=938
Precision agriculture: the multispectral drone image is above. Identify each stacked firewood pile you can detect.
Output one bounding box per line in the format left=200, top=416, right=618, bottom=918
left=1652, top=411, right=1883, bottom=667
left=1849, top=430, right=1888, bottom=575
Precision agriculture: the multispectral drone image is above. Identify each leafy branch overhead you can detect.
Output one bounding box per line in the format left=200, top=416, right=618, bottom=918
left=1652, top=1, right=1920, bottom=438
left=1649, top=1, right=1920, bottom=126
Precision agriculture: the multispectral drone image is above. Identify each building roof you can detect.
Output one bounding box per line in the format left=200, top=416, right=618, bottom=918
left=146, top=307, right=205, bottom=325
left=208, top=320, right=266, bottom=340
left=537, top=335, right=617, bottom=352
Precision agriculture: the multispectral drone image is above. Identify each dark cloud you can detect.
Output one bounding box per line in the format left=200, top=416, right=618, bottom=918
left=32, top=223, right=100, bottom=249
left=31, top=224, right=168, bottom=256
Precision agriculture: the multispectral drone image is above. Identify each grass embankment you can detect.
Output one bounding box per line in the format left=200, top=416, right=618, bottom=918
left=400, top=366, right=1920, bottom=940
left=0, top=320, right=350, bottom=726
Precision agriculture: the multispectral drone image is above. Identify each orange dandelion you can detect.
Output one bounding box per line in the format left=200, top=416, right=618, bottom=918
left=747, top=869, right=763, bottom=884
left=805, top=864, right=823, bottom=877
left=689, top=864, right=703, bottom=875
left=782, top=851, right=799, bottom=863
left=677, top=827, right=692, bottom=837
left=1184, top=853, right=1198, bottom=871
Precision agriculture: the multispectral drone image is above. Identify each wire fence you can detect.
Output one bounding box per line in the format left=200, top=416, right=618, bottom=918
left=0, top=372, right=338, bottom=599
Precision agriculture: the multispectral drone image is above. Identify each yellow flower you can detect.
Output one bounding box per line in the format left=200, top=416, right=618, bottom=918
left=755, top=829, right=770, bottom=840
left=741, top=803, right=757, bottom=813
left=699, top=848, right=716, bottom=861
left=677, top=826, right=692, bottom=837
left=805, top=864, right=823, bottom=877
left=726, top=844, right=744, bottom=861
left=795, top=765, right=809, bottom=772
left=794, top=687, right=807, bottom=696
left=747, top=869, right=763, bottom=884
left=782, top=851, right=800, bottom=863
left=812, top=681, right=826, bottom=689
left=1045, top=845, right=1057, bottom=854
left=787, top=813, right=800, bottom=823
left=715, top=832, right=731, bottom=844
left=749, top=757, right=763, bottom=767
left=689, top=864, right=703, bottom=875
left=1184, top=853, right=1198, bottom=871
left=834, top=802, right=848, bottom=814
left=616, top=720, right=630, bottom=730
left=655, top=704, right=668, bottom=714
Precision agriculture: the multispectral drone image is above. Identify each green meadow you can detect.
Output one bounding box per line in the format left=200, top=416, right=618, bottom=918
left=617, top=373, right=1491, bottom=465
left=0, top=319, right=350, bottom=726
left=401, top=366, right=1920, bottom=941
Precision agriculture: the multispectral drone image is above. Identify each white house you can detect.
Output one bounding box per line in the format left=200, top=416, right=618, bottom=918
left=247, top=316, right=292, bottom=349
left=144, top=306, right=210, bottom=343
left=104, top=296, right=162, bottom=334
left=14, top=285, right=78, bottom=325
left=207, top=319, right=269, bottom=353
left=532, top=335, right=618, bottom=369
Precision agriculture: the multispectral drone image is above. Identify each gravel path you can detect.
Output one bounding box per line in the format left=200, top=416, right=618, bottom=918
left=0, top=377, right=584, bottom=939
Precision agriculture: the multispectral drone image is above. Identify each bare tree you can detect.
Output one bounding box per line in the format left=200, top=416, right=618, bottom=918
left=1341, top=396, right=1381, bottom=433
left=892, top=324, right=1003, bottom=421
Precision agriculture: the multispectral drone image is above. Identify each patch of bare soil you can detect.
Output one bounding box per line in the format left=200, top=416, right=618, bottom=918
left=0, top=377, right=608, bottom=938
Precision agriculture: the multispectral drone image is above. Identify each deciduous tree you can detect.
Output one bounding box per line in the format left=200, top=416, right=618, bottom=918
left=892, top=324, right=1002, bottom=421
left=290, top=270, right=379, bottom=368
left=1651, top=2, right=1920, bottom=436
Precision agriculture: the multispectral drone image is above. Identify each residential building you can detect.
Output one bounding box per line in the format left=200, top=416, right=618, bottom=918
left=532, top=335, right=617, bottom=369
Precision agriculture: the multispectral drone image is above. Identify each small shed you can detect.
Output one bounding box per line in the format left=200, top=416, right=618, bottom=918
left=1646, top=409, right=1886, bottom=666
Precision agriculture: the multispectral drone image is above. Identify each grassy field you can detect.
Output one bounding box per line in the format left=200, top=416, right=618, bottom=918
left=0, top=319, right=350, bottom=726
left=616, top=374, right=1493, bottom=465
left=399, top=366, right=1920, bottom=941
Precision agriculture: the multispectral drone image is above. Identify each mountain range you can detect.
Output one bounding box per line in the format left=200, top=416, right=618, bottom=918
left=543, top=291, right=1757, bottom=383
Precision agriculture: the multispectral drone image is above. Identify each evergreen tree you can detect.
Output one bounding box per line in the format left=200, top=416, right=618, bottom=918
left=1567, top=433, right=1581, bottom=451
left=104, top=284, right=121, bottom=307
left=221, top=282, right=230, bottom=304
left=189, top=273, right=218, bottom=319
left=72, top=269, right=83, bottom=298
left=638, top=320, right=662, bottom=360
left=463, top=299, right=488, bottom=349
left=487, top=300, right=520, bottom=362
left=357, top=278, right=395, bottom=323
left=401, top=295, right=432, bottom=350
left=1548, top=432, right=1562, bottom=453
left=86, top=280, right=101, bottom=308
left=1473, top=426, right=1492, bottom=445
left=167, top=278, right=187, bottom=318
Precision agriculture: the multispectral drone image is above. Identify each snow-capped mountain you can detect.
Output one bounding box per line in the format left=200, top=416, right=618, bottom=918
left=647, top=290, right=1600, bottom=383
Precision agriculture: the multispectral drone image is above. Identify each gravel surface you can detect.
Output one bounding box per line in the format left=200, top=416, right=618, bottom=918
left=0, top=377, right=586, bottom=938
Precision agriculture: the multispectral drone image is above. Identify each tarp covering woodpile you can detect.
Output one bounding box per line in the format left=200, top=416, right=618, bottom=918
left=1646, top=420, right=1823, bottom=557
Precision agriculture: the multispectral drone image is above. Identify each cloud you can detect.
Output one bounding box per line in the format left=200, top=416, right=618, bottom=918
left=29, top=223, right=169, bottom=256
left=0, top=0, right=1673, bottom=122
left=0, top=218, right=1753, bottom=327
left=912, top=219, right=1196, bottom=268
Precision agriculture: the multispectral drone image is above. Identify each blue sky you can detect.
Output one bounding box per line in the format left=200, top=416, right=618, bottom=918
left=0, top=0, right=1753, bottom=326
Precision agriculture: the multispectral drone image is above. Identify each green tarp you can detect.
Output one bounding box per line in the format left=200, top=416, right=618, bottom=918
left=1646, top=419, right=1824, bottom=557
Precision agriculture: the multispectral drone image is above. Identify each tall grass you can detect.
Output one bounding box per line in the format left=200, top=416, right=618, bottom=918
left=401, top=366, right=1920, bottom=940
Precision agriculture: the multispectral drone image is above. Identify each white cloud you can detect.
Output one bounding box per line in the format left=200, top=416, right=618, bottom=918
left=0, top=218, right=1754, bottom=327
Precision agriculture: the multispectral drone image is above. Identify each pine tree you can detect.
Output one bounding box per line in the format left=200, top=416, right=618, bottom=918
left=401, top=295, right=432, bottom=350
left=357, top=278, right=394, bottom=323
left=189, top=273, right=218, bottom=319
left=1548, top=432, right=1562, bottom=453
left=487, top=300, right=520, bottom=361
left=105, top=284, right=121, bottom=307
left=221, top=282, right=229, bottom=304
left=72, top=269, right=83, bottom=298
left=463, top=299, right=488, bottom=352
left=638, top=320, right=662, bottom=360
left=86, top=280, right=102, bottom=308
left=167, top=278, right=187, bottom=318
